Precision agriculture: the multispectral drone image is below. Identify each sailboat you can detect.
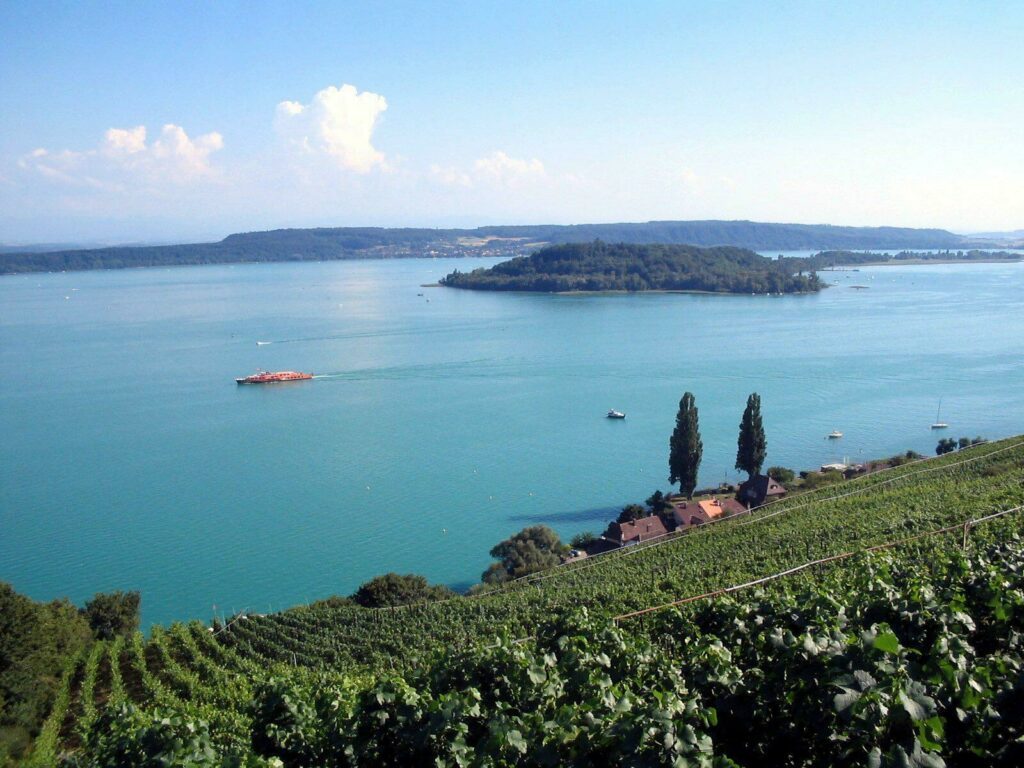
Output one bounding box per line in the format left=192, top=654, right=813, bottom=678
left=930, top=398, right=949, bottom=429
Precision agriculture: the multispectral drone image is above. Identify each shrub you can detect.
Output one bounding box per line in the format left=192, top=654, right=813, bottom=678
left=351, top=574, right=453, bottom=608
left=767, top=466, right=795, bottom=484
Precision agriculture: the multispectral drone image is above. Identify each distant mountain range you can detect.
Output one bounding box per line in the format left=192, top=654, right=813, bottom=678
left=0, top=219, right=1013, bottom=274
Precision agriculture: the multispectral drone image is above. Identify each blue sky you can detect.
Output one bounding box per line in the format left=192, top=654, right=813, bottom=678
left=1, top=1, right=1022, bottom=242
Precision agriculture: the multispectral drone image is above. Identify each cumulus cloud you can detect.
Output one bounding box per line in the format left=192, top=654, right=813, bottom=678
left=19, top=123, right=224, bottom=188
left=103, top=126, right=147, bottom=156
left=276, top=83, right=388, bottom=173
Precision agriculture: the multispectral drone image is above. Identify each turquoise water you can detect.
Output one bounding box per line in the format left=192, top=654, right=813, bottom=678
left=2, top=257, right=1023, bottom=628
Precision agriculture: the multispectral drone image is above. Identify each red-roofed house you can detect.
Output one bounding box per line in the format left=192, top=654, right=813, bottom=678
left=605, top=514, right=669, bottom=546
left=670, top=497, right=746, bottom=528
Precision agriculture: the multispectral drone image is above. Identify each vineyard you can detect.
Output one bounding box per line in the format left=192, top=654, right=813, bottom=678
left=218, top=437, right=1024, bottom=671
left=20, top=436, right=1024, bottom=765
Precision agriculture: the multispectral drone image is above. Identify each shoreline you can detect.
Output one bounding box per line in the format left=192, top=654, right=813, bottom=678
left=438, top=286, right=823, bottom=296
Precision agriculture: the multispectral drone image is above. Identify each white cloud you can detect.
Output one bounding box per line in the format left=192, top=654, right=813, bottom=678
left=473, top=151, right=545, bottom=185
left=150, top=124, right=224, bottom=180
left=19, top=123, right=224, bottom=188
left=103, top=126, right=147, bottom=156
left=276, top=83, right=387, bottom=173
left=430, top=151, right=547, bottom=189
left=429, top=163, right=471, bottom=187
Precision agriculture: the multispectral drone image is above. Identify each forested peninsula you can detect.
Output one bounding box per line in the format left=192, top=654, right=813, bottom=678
left=440, top=241, right=824, bottom=294
left=808, top=249, right=1023, bottom=267
left=0, top=219, right=987, bottom=274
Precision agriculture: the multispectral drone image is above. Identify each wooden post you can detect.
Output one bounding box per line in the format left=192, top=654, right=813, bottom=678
left=962, top=521, right=971, bottom=550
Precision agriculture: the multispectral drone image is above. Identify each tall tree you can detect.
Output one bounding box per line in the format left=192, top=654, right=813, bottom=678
left=668, top=392, right=703, bottom=499
left=735, top=392, right=767, bottom=478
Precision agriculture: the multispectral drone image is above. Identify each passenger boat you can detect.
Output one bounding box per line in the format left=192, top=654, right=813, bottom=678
left=827, top=430, right=843, bottom=439
left=607, top=410, right=626, bottom=419
left=236, top=370, right=313, bottom=384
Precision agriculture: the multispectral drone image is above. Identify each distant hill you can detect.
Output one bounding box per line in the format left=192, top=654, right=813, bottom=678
left=441, top=241, right=823, bottom=294
left=966, top=229, right=1024, bottom=247
left=0, top=242, right=105, bottom=254
left=0, top=220, right=973, bottom=274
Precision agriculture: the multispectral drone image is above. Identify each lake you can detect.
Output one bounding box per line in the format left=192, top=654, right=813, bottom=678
left=2, top=257, right=1023, bottom=628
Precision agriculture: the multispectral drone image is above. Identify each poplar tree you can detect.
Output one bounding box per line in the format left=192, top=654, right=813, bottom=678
left=736, top=392, right=767, bottom=478
left=669, top=392, right=703, bottom=499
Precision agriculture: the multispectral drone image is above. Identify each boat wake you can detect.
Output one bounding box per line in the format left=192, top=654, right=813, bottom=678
left=311, top=359, right=502, bottom=382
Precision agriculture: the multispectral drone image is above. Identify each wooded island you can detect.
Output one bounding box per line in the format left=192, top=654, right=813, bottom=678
left=440, top=241, right=823, bottom=294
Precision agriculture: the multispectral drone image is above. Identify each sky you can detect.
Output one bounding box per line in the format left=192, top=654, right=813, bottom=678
left=1, top=1, right=1022, bottom=243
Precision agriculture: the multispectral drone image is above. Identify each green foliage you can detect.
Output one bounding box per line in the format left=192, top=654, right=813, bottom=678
left=766, top=466, right=795, bottom=484
left=351, top=574, right=454, bottom=608
left=83, top=591, right=141, bottom=641
left=60, top=532, right=1024, bottom=766
left=569, top=532, right=597, bottom=549
left=936, top=438, right=958, bottom=456
left=482, top=526, right=568, bottom=584
left=306, top=595, right=354, bottom=610
left=215, top=438, right=1024, bottom=675
left=0, top=584, right=91, bottom=760
left=442, top=241, right=824, bottom=294
left=959, top=436, right=986, bottom=450
left=81, top=702, right=223, bottom=766
left=669, top=391, right=703, bottom=498
left=21, top=647, right=83, bottom=767
left=735, top=393, right=767, bottom=478
left=888, top=450, right=924, bottom=467
left=645, top=490, right=671, bottom=514
left=616, top=504, right=647, bottom=524
left=810, top=248, right=1022, bottom=269
left=801, top=470, right=845, bottom=490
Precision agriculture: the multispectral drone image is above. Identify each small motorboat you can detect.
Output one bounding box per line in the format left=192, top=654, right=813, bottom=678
left=827, top=430, right=843, bottom=439
left=607, top=410, right=626, bottom=419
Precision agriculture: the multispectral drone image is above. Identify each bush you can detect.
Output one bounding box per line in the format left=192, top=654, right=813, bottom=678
left=617, top=504, right=647, bottom=524
left=645, top=490, right=671, bottom=514
left=801, top=470, right=844, bottom=490
left=569, top=531, right=597, bottom=549
left=889, top=450, right=926, bottom=466
left=351, top=574, right=453, bottom=608
left=482, top=526, right=567, bottom=583
left=83, top=591, right=141, bottom=640
left=766, top=466, right=795, bottom=484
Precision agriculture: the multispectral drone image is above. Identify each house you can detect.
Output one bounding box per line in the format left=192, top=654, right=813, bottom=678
left=605, top=514, right=669, bottom=546
left=736, top=475, right=787, bottom=508
left=670, top=497, right=746, bottom=528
